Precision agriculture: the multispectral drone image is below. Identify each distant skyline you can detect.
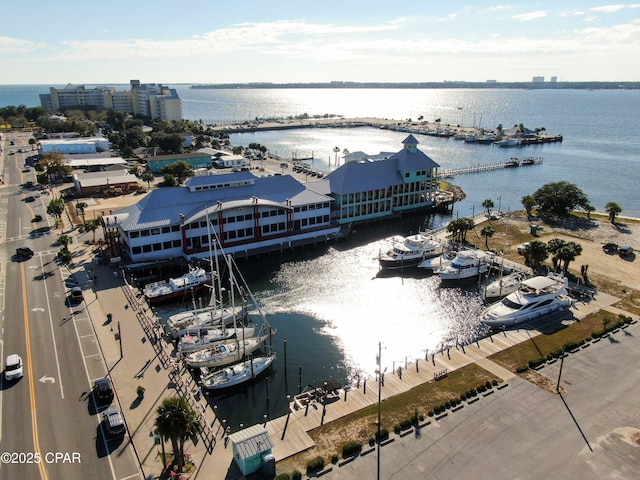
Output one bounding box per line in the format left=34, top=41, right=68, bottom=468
left=2, top=1, right=639, bottom=85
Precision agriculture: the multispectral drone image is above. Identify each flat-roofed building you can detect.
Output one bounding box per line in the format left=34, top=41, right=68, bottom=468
left=40, top=80, right=182, bottom=121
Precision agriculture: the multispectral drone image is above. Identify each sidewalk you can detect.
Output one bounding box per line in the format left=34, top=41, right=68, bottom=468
left=67, top=240, right=240, bottom=479
left=65, top=232, right=628, bottom=480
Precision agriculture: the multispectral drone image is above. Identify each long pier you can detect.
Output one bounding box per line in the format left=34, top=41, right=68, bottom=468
left=440, top=157, right=543, bottom=178
left=211, top=117, right=563, bottom=146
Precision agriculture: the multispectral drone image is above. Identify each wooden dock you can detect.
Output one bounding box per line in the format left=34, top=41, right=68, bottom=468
left=440, top=157, right=543, bottom=178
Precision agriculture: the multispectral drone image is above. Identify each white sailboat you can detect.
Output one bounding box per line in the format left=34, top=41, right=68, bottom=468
left=177, top=325, right=256, bottom=354
left=199, top=353, right=276, bottom=390
left=184, top=335, right=268, bottom=368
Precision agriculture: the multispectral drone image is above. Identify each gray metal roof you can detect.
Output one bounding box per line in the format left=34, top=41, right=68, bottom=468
left=229, top=425, right=273, bottom=460
left=321, top=136, right=439, bottom=195
left=109, top=172, right=332, bottom=231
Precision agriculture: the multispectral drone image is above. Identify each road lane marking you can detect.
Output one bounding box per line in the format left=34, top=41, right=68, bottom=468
left=21, top=261, right=48, bottom=480
left=38, top=254, right=64, bottom=399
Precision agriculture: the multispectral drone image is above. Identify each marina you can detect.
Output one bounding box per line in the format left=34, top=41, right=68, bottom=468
left=3, top=85, right=640, bottom=479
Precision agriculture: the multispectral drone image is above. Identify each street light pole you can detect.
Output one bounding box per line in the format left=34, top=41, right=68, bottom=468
left=377, top=341, right=382, bottom=480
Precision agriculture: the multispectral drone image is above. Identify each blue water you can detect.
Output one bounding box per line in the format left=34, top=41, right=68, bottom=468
left=3, top=85, right=639, bottom=430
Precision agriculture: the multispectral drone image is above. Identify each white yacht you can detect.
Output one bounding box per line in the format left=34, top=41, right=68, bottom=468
left=379, top=233, right=440, bottom=269
left=481, top=273, right=573, bottom=328
left=483, top=271, right=528, bottom=301
left=418, top=251, right=456, bottom=271
left=143, top=266, right=212, bottom=304
left=436, top=250, right=491, bottom=281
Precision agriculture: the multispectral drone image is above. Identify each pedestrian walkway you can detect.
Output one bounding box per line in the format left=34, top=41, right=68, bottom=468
left=65, top=232, right=629, bottom=479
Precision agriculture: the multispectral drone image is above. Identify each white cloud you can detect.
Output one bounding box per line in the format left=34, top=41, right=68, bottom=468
left=511, top=11, right=547, bottom=21
left=0, top=36, right=46, bottom=53
left=591, top=5, right=626, bottom=13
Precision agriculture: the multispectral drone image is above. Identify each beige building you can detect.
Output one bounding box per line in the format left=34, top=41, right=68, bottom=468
left=40, top=80, right=183, bottom=121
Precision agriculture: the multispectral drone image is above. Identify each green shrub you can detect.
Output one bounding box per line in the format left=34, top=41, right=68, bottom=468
left=400, top=419, right=412, bottom=430
left=275, top=474, right=291, bottom=480
left=393, top=424, right=401, bottom=434
left=331, top=454, right=339, bottom=464
left=444, top=400, right=451, bottom=409
left=485, top=381, right=492, bottom=389
left=369, top=438, right=375, bottom=447
left=428, top=410, right=434, bottom=417
left=375, top=428, right=389, bottom=441
left=292, top=470, right=302, bottom=480
left=516, top=365, right=529, bottom=373
left=591, top=330, right=604, bottom=339
left=491, top=379, right=498, bottom=386
left=341, top=441, right=362, bottom=458
left=528, top=358, right=545, bottom=369
left=306, top=456, right=325, bottom=473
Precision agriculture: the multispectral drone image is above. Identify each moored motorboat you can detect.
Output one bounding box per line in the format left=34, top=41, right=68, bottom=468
left=199, top=354, right=275, bottom=390
left=483, top=271, right=528, bottom=301
left=379, top=232, right=441, bottom=269
left=418, top=251, right=456, bottom=271
left=436, top=250, right=491, bottom=281
left=481, top=273, right=573, bottom=328
left=504, top=157, right=520, bottom=167
left=143, top=266, right=212, bottom=304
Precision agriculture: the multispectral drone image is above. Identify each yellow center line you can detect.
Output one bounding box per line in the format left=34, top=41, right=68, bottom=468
left=21, top=262, right=48, bottom=480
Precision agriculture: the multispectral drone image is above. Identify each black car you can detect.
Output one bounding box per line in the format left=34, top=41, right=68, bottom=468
left=94, top=377, right=114, bottom=403
left=16, top=246, right=34, bottom=259
left=24, top=195, right=36, bottom=202
left=602, top=242, right=618, bottom=253
left=32, top=214, right=43, bottom=222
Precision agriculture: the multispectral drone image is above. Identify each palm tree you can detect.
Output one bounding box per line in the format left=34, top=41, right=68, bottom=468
left=482, top=199, right=494, bottom=215
left=342, top=148, right=350, bottom=163
left=584, top=204, right=595, bottom=219
left=604, top=202, right=622, bottom=223
left=546, top=238, right=567, bottom=271
left=75, top=201, right=87, bottom=226
left=556, top=241, right=583, bottom=273
left=521, top=240, right=548, bottom=269
left=521, top=195, right=536, bottom=216
left=47, top=197, right=65, bottom=219
left=333, top=146, right=340, bottom=165
left=86, top=217, right=102, bottom=243
left=141, top=171, right=155, bottom=188
left=447, top=217, right=475, bottom=243
left=154, top=397, right=201, bottom=474
left=57, top=234, right=71, bottom=251
left=480, top=225, right=495, bottom=249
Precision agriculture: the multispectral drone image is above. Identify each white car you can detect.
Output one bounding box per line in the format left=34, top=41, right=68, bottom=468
left=5, top=354, right=24, bottom=381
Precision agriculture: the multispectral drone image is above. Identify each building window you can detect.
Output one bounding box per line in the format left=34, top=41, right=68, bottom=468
left=152, top=243, right=162, bottom=251
left=163, top=241, right=172, bottom=249
left=141, top=230, right=150, bottom=237
left=132, top=246, right=142, bottom=255
left=161, top=226, right=170, bottom=234
left=142, top=244, right=152, bottom=253
left=171, top=225, right=180, bottom=232
left=151, top=227, right=160, bottom=235
left=130, top=231, right=140, bottom=238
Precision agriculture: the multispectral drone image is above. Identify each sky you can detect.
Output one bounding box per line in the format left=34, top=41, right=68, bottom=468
left=1, top=1, right=639, bottom=85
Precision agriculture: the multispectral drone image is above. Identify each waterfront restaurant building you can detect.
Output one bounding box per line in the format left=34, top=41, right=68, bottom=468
left=101, top=171, right=338, bottom=263
left=313, top=134, right=441, bottom=224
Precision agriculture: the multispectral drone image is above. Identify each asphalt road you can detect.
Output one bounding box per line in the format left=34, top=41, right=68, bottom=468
left=0, top=133, right=140, bottom=479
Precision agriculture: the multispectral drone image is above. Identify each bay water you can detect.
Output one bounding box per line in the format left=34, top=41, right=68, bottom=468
left=3, top=85, right=639, bottom=429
